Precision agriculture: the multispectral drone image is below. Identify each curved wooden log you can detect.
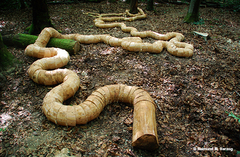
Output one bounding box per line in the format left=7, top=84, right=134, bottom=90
left=25, top=26, right=159, bottom=150
left=43, top=84, right=159, bottom=150
left=92, top=7, right=193, bottom=57
left=25, top=8, right=194, bottom=150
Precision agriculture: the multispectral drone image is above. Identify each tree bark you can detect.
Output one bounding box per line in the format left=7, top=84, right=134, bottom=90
left=28, top=0, right=54, bottom=35
left=184, top=0, right=201, bottom=23
left=146, top=0, right=154, bottom=11
left=0, top=33, right=14, bottom=69
left=125, top=0, right=131, bottom=4
left=2, top=34, right=81, bottom=55
left=130, top=0, right=138, bottom=14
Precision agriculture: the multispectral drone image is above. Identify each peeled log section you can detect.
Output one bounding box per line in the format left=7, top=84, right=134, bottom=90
left=87, top=7, right=193, bottom=57
left=43, top=84, right=159, bottom=150
left=31, top=27, right=193, bottom=57
left=25, top=27, right=159, bottom=150
left=3, top=34, right=80, bottom=55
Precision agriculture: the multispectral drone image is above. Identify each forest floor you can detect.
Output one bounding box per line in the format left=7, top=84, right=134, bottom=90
left=0, top=1, right=240, bottom=157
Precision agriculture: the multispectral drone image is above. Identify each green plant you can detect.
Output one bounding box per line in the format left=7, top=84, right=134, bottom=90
left=225, top=111, right=240, bottom=123
left=0, top=128, right=7, bottom=132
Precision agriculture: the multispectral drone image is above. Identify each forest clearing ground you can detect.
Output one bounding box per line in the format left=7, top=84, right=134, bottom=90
left=0, top=1, right=240, bottom=156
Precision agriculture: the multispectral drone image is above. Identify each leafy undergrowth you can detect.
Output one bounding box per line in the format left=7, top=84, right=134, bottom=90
left=0, top=1, right=240, bottom=157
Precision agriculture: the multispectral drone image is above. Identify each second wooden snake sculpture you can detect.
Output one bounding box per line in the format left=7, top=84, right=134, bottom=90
left=25, top=8, right=194, bottom=150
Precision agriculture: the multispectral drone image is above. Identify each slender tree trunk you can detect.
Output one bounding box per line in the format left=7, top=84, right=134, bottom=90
left=0, top=33, right=14, bottom=69
left=184, top=0, right=201, bottom=23
left=146, top=0, right=154, bottom=11
left=130, top=0, right=138, bottom=14
left=19, top=0, right=26, bottom=9
left=28, top=0, right=54, bottom=35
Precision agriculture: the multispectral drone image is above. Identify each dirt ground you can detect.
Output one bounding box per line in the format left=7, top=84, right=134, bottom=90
left=0, top=1, right=240, bottom=156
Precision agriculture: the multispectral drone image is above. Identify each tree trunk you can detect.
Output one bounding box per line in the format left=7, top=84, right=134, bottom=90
left=146, top=0, right=154, bottom=11
left=130, top=0, right=138, bottom=14
left=125, top=0, right=131, bottom=4
left=28, top=0, right=54, bottom=35
left=0, top=33, right=14, bottom=69
left=19, top=0, right=26, bottom=9
left=184, top=0, right=201, bottom=23
left=2, top=34, right=81, bottom=55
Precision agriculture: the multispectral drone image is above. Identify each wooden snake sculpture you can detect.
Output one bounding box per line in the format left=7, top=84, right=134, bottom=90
left=25, top=8, right=194, bottom=150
